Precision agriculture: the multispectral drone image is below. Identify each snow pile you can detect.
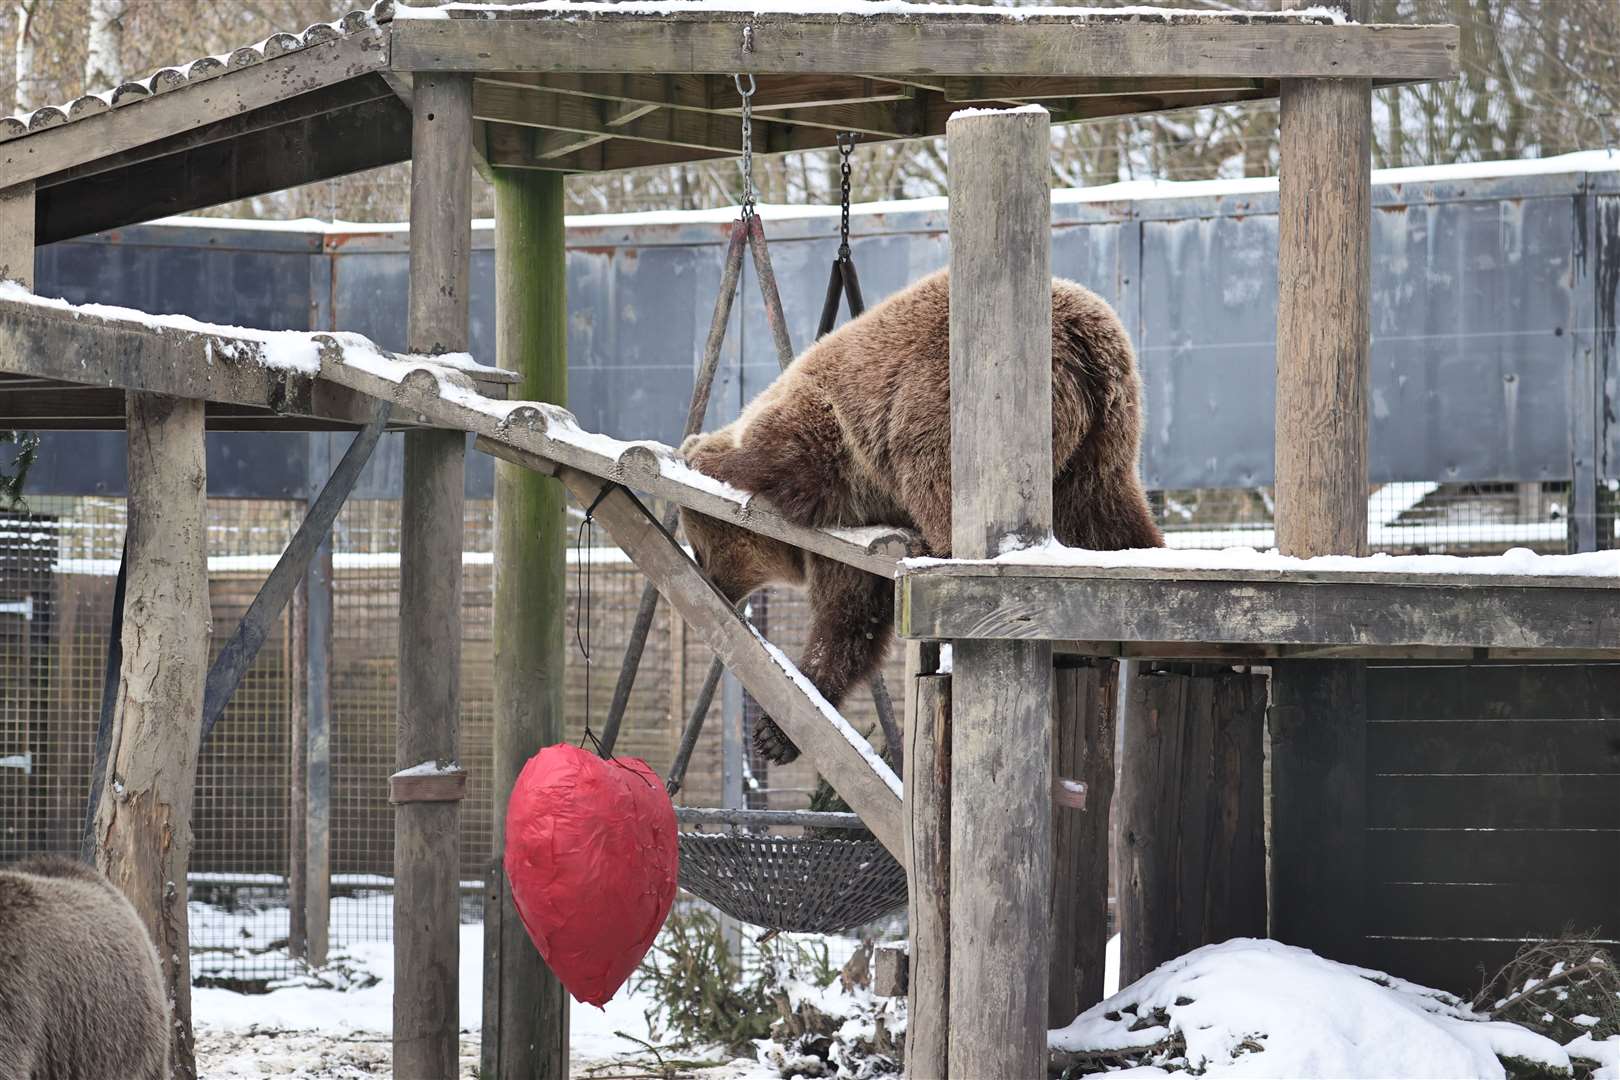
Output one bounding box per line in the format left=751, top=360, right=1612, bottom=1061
left=1567, top=1033, right=1620, bottom=1079
left=759, top=948, right=906, bottom=1078
left=1050, top=939, right=1575, bottom=1079
left=395, top=1, right=1345, bottom=23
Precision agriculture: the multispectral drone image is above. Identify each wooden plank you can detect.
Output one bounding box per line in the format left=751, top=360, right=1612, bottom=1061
left=1369, top=881, right=1619, bottom=939
left=1369, top=774, right=1620, bottom=829
left=943, top=75, right=1266, bottom=101
left=1270, top=660, right=1368, bottom=965
left=473, top=436, right=914, bottom=577
left=554, top=468, right=905, bottom=857
left=1368, top=828, right=1620, bottom=887
left=499, top=72, right=914, bottom=113
left=1058, top=641, right=1620, bottom=662
left=905, top=672, right=950, bottom=1080
left=897, top=571, right=1620, bottom=655
left=1369, top=719, right=1620, bottom=775
left=1049, top=660, right=1116, bottom=1026
left=394, top=71, right=471, bottom=1080
left=91, top=391, right=208, bottom=1078
left=1367, top=662, right=1620, bottom=721
left=0, top=182, right=34, bottom=285
left=946, top=107, right=1053, bottom=1080
left=1117, top=669, right=1266, bottom=984
left=38, top=94, right=412, bottom=245
left=390, top=16, right=1460, bottom=81
left=390, top=768, right=469, bottom=803
left=483, top=124, right=730, bottom=173
left=1, top=29, right=391, bottom=189
left=483, top=166, right=570, bottom=1080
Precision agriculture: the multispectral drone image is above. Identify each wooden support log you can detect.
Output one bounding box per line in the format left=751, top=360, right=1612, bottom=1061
left=1116, top=668, right=1266, bottom=986
left=551, top=468, right=906, bottom=858
left=92, top=390, right=208, bottom=1079
left=483, top=166, right=570, bottom=1080
left=395, top=71, right=471, bottom=1080
left=946, top=106, right=1054, bottom=1080
left=305, top=532, right=334, bottom=967
left=0, top=181, right=34, bottom=284
left=905, top=665, right=949, bottom=1080
left=873, top=944, right=909, bottom=998
left=288, top=575, right=310, bottom=961
left=1270, top=0, right=1373, bottom=968
left=1049, top=658, right=1118, bottom=1026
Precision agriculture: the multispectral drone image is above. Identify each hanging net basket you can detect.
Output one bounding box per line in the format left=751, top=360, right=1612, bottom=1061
left=675, top=808, right=907, bottom=935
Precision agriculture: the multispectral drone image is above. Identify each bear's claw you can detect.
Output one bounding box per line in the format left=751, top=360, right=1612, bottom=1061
left=752, top=716, right=801, bottom=765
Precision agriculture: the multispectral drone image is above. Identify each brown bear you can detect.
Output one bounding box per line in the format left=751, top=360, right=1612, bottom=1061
left=679, top=268, right=1162, bottom=765
left=0, top=855, right=169, bottom=1080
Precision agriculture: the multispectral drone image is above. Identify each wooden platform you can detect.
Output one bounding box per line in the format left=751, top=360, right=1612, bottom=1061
left=898, top=560, right=1620, bottom=660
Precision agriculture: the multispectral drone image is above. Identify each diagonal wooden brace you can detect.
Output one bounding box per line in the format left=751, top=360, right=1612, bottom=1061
left=555, top=465, right=906, bottom=860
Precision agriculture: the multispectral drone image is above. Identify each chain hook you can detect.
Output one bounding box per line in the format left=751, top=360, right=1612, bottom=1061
left=836, top=132, right=857, bottom=259
left=734, top=73, right=757, bottom=221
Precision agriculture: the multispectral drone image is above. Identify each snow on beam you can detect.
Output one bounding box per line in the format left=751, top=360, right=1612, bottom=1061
left=389, top=5, right=1458, bottom=83
left=0, top=284, right=512, bottom=425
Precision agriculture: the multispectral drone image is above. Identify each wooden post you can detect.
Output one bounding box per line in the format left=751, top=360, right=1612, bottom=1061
left=905, top=661, right=949, bottom=1080
left=1271, top=0, right=1373, bottom=966
left=0, top=181, right=34, bottom=285
left=306, top=532, right=334, bottom=967
left=1049, top=659, right=1117, bottom=1026
left=946, top=106, right=1054, bottom=1080
left=483, top=167, right=570, bottom=1080
left=93, top=390, right=208, bottom=1079
left=1116, top=668, right=1266, bottom=985
left=288, top=574, right=310, bottom=960
left=396, top=71, right=472, bottom=1080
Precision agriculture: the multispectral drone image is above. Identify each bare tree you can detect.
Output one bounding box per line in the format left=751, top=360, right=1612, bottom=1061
left=85, top=0, right=127, bottom=92
left=13, top=0, right=38, bottom=111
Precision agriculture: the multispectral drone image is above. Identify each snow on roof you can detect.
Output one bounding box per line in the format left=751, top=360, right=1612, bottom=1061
left=0, top=1, right=394, bottom=140
left=395, top=0, right=1345, bottom=23
left=141, top=149, right=1620, bottom=238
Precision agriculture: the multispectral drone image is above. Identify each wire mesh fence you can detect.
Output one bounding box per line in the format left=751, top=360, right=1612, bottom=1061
left=0, top=478, right=1584, bottom=985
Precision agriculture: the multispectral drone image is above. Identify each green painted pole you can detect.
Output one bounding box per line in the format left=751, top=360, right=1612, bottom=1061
left=484, top=167, right=570, bottom=1079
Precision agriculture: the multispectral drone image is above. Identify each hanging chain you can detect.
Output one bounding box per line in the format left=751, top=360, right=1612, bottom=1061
left=837, top=132, right=856, bottom=259
left=735, top=73, right=757, bottom=220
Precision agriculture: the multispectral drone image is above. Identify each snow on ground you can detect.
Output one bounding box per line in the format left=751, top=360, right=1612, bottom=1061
left=192, top=915, right=772, bottom=1079
left=1051, top=938, right=1574, bottom=1079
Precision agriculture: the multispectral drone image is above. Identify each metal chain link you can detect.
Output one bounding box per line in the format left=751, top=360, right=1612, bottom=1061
left=837, top=132, right=856, bottom=258
left=734, top=73, right=757, bottom=220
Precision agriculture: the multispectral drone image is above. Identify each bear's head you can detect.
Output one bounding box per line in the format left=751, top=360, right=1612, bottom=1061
left=679, top=507, right=805, bottom=605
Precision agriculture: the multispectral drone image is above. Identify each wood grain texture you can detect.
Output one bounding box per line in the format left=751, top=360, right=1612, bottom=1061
left=1269, top=660, right=1369, bottom=965
left=1116, top=669, right=1265, bottom=986
left=556, top=469, right=905, bottom=856
left=905, top=673, right=950, bottom=1080
left=1049, top=660, right=1117, bottom=1026
left=390, top=15, right=1458, bottom=81
left=92, top=391, right=208, bottom=1079
left=946, top=107, right=1055, bottom=1080
left=305, top=541, right=333, bottom=967
left=395, top=71, right=471, bottom=1080
left=1275, top=73, right=1372, bottom=559
left=897, top=570, right=1620, bottom=655
left=0, top=182, right=33, bottom=285
left=483, top=167, right=570, bottom=1080
left=389, top=769, right=469, bottom=803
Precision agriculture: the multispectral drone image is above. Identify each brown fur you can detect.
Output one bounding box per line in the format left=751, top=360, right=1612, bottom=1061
left=0, top=855, right=169, bottom=1080
left=680, top=269, right=1163, bottom=764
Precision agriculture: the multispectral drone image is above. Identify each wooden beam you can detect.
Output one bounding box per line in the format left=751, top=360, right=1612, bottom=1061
left=391, top=14, right=1460, bottom=81
left=474, top=81, right=744, bottom=153
left=38, top=94, right=412, bottom=246
left=898, top=565, right=1620, bottom=655
left=1054, top=640, right=1620, bottom=663
left=943, top=75, right=1263, bottom=100
left=484, top=124, right=730, bottom=172
left=554, top=467, right=905, bottom=858
left=946, top=107, right=1054, bottom=1080
left=1, top=28, right=390, bottom=189
left=288, top=574, right=310, bottom=963
left=395, top=71, right=471, bottom=1080
left=905, top=668, right=950, bottom=1080
left=1116, top=668, right=1266, bottom=985
left=488, top=71, right=913, bottom=114
left=1049, top=659, right=1117, bottom=1026
left=304, top=532, right=334, bottom=967
left=92, top=390, right=208, bottom=1078
left=0, top=182, right=33, bottom=285
left=483, top=167, right=570, bottom=1080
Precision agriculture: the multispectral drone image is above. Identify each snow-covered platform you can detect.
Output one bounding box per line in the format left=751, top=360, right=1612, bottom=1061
left=898, top=545, right=1620, bottom=660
